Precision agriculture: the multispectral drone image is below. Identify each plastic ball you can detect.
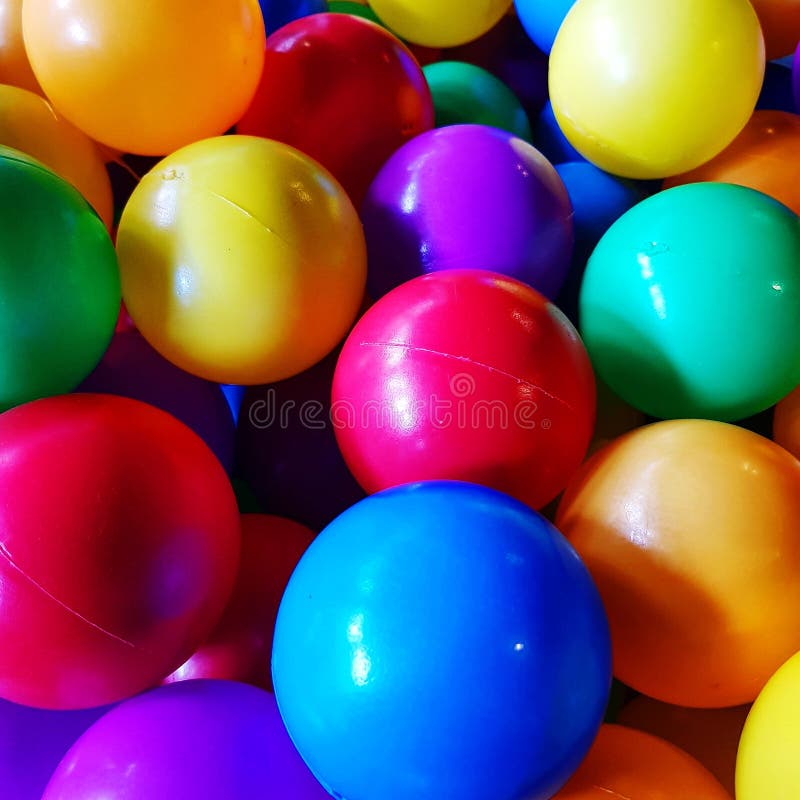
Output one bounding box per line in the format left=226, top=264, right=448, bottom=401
left=552, top=725, right=731, bottom=799
left=557, top=419, right=800, bottom=708
left=737, top=651, right=800, bottom=799
left=237, top=351, right=366, bottom=531
left=0, top=699, right=107, bottom=800
left=423, top=61, right=532, bottom=139
left=362, top=125, right=574, bottom=299
left=165, top=515, right=315, bottom=690
left=42, top=681, right=329, bottom=799
left=238, top=14, right=433, bottom=207
left=757, top=61, right=795, bottom=111
left=273, top=481, right=611, bottom=800
left=368, top=0, right=512, bottom=48
left=259, top=0, right=326, bottom=33
left=22, top=0, right=265, bottom=155
left=222, top=384, right=247, bottom=425
left=327, top=0, right=382, bottom=22
left=580, top=183, right=800, bottom=421
left=333, top=270, right=596, bottom=511
left=515, top=0, right=575, bottom=54
left=774, top=386, right=800, bottom=459
left=791, top=41, right=800, bottom=115
left=618, top=697, right=750, bottom=795
left=78, top=329, right=236, bottom=472
left=0, top=394, right=240, bottom=709
left=0, top=146, right=119, bottom=412
left=665, top=112, right=800, bottom=215
left=0, top=0, right=41, bottom=92
left=533, top=100, right=586, bottom=165
left=549, top=0, right=765, bottom=178
left=116, top=135, right=366, bottom=385
left=753, top=0, right=800, bottom=60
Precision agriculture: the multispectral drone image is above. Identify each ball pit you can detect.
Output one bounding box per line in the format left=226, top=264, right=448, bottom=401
left=273, top=481, right=611, bottom=800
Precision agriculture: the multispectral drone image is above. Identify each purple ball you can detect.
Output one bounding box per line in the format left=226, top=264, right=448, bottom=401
left=0, top=698, right=107, bottom=800
left=42, top=681, right=329, bottom=799
left=362, top=124, right=574, bottom=299
left=236, top=350, right=365, bottom=531
left=793, top=46, right=800, bottom=111
left=79, top=330, right=235, bottom=471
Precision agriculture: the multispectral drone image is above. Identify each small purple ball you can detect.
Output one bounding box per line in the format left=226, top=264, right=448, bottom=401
left=42, top=681, right=329, bottom=800
left=362, top=124, right=574, bottom=299
left=792, top=46, right=800, bottom=111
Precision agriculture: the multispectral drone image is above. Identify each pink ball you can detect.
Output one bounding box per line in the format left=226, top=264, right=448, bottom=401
left=332, top=269, right=596, bottom=509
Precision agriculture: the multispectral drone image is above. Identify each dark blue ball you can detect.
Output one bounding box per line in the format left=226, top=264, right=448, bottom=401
left=259, top=0, right=327, bottom=35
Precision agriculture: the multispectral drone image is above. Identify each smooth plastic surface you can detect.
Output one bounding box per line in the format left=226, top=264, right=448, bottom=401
left=273, top=481, right=611, bottom=800
left=117, top=135, right=366, bottom=385
left=78, top=329, right=236, bottom=472
left=557, top=419, right=800, bottom=708
left=333, top=270, right=596, bottom=510
left=580, top=183, right=800, bottom=421
left=423, top=61, right=532, bottom=139
left=0, top=147, right=119, bottom=412
left=259, top=0, right=326, bottom=32
left=774, top=386, right=800, bottom=459
left=327, top=0, right=381, bottom=22
left=753, top=0, right=800, bottom=59
left=0, top=0, right=40, bottom=91
left=665, top=111, right=800, bottom=215
left=238, top=13, right=433, bottom=206
left=553, top=725, right=732, bottom=799
left=165, top=515, right=315, bottom=690
left=515, top=0, right=575, bottom=54
left=22, top=0, right=265, bottom=155
left=533, top=100, right=585, bottom=165
left=237, top=351, right=366, bottom=531
left=0, top=394, right=240, bottom=709
left=549, top=0, right=765, bottom=178
left=368, top=0, right=512, bottom=47
left=362, top=125, right=574, bottom=299
left=42, top=681, right=329, bottom=799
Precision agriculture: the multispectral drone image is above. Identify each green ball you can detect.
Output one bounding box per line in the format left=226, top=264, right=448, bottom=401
left=423, top=61, right=533, bottom=141
left=326, top=1, right=383, bottom=24
left=0, top=146, right=120, bottom=410
left=579, top=182, right=800, bottom=421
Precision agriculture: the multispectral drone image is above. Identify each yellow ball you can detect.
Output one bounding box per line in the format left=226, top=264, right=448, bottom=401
left=368, top=0, right=512, bottom=48
left=737, top=651, right=800, bottom=799
left=117, top=136, right=367, bottom=385
left=549, top=0, right=765, bottom=179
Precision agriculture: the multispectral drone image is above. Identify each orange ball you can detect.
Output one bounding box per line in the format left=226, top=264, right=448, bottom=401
left=775, top=386, right=800, bottom=460
left=751, top=0, right=800, bottom=60
left=618, top=697, right=750, bottom=795
left=556, top=419, right=800, bottom=708
left=22, top=0, right=265, bottom=155
left=552, top=724, right=731, bottom=799
left=665, top=111, right=800, bottom=215
left=0, top=0, right=41, bottom=93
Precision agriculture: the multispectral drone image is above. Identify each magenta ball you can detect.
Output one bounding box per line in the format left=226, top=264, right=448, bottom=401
left=362, top=124, right=574, bottom=299
left=42, top=681, right=328, bottom=799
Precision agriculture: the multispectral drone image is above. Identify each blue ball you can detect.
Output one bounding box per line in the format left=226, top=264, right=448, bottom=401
left=533, top=100, right=585, bottom=165
left=259, top=0, right=327, bottom=34
left=515, top=0, right=576, bottom=54
left=272, top=481, right=611, bottom=800
left=757, top=62, right=796, bottom=112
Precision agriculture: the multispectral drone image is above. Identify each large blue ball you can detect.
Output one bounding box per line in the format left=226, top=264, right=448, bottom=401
left=259, top=0, right=327, bottom=34
left=515, top=0, right=576, bottom=54
left=272, top=481, right=611, bottom=800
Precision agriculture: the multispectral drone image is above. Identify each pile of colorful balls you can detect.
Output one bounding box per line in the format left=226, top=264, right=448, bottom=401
left=1, top=0, right=800, bottom=798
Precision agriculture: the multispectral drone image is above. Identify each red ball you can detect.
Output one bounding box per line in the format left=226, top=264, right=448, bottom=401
left=0, top=394, right=240, bottom=709
left=332, top=269, right=596, bottom=509
left=164, top=514, right=315, bottom=690
left=237, top=13, right=434, bottom=206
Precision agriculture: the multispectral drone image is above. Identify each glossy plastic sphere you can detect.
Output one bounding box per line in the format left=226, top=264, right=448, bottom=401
left=754, top=0, right=800, bottom=60
left=42, top=681, right=329, bottom=800
left=22, top=0, right=265, bottom=155
left=515, top=0, right=574, bottom=54
left=557, top=419, right=800, bottom=708
left=273, top=482, right=611, bottom=800
left=757, top=62, right=795, bottom=112
left=117, top=135, right=366, bottom=385
left=665, top=112, right=800, bottom=215
left=237, top=351, right=366, bottom=531
left=0, top=394, right=240, bottom=709
left=166, top=515, right=315, bottom=690
left=0, top=147, right=119, bottom=412
left=0, top=0, right=40, bottom=92
left=78, top=329, right=236, bottom=472
left=259, top=0, right=326, bottom=32
left=334, top=270, right=595, bottom=510
left=533, top=100, right=585, bottom=165
left=362, top=125, right=574, bottom=299
left=580, top=183, right=800, bottom=421
left=238, top=14, right=433, bottom=206
left=619, top=697, right=750, bottom=795
left=423, top=61, right=532, bottom=139
left=775, top=386, right=800, bottom=459
left=791, top=43, right=800, bottom=121
left=549, top=0, right=765, bottom=178
left=0, top=699, right=107, bottom=800
left=737, top=651, right=800, bottom=799
left=553, top=725, right=731, bottom=799
left=327, top=0, right=382, bottom=22
left=368, top=0, right=512, bottom=47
